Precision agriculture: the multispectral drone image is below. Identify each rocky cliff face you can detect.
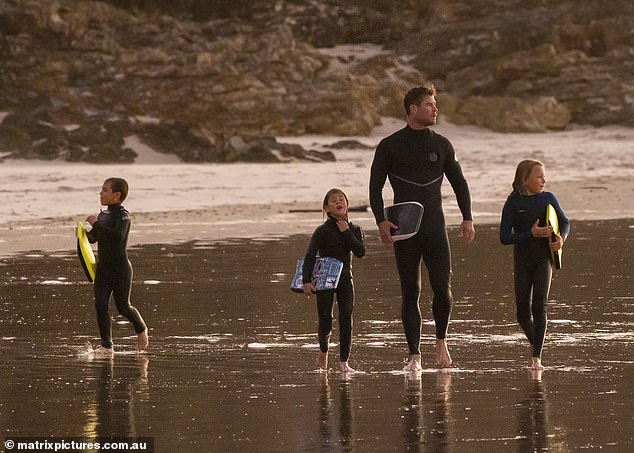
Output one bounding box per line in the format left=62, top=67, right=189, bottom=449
left=0, top=0, right=632, bottom=162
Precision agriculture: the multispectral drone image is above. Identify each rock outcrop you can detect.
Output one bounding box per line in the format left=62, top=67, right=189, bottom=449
left=0, top=0, right=631, bottom=162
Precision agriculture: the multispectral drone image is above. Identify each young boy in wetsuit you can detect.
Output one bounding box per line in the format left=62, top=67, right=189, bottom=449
left=86, top=177, right=148, bottom=356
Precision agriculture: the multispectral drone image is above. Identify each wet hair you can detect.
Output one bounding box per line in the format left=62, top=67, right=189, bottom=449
left=511, top=160, right=544, bottom=194
left=322, top=187, right=349, bottom=220
left=403, top=83, right=437, bottom=115
left=104, top=177, right=129, bottom=202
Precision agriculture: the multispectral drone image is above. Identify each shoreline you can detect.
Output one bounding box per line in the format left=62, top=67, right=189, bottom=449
left=2, top=200, right=632, bottom=257
left=3, top=120, right=632, bottom=256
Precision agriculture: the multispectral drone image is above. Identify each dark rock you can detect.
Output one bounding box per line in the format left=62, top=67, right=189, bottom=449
left=325, top=140, right=374, bottom=150
left=0, top=0, right=631, bottom=162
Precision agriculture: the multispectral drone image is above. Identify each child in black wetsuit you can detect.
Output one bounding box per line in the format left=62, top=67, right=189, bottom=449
left=86, top=178, right=148, bottom=356
left=500, top=160, right=569, bottom=371
left=302, top=188, right=365, bottom=373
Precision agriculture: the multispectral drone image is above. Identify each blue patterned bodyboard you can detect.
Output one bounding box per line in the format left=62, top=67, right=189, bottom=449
left=290, top=257, right=343, bottom=293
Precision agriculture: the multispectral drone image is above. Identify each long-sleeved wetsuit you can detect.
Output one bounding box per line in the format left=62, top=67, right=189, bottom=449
left=303, top=217, right=365, bottom=362
left=369, top=126, right=472, bottom=355
left=87, top=203, right=147, bottom=349
left=500, top=191, right=570, bottom=359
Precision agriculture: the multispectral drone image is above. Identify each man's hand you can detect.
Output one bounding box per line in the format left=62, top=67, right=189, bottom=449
left=459, top=220, right=475, bottom=243
left=378, top=220, right=398, bottom=244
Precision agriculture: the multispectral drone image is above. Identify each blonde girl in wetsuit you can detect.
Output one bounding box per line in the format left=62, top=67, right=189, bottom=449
left=500, top=160, right=569, bottom=370
left=302, top=188, right=365, bottom=373
left=86, top=178, right=148, bottom=356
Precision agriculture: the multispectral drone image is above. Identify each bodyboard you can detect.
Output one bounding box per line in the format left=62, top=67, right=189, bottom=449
left=76, top=221, right=96, bottom=282
left=546, top=204, right=562, bottom=270
left=384, top=201, right=424, bottom=241
left=290, top=257, right=343, bottom=293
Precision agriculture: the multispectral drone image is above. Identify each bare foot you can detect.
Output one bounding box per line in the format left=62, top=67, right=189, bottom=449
left=318, top=351, right=328, bottom=371
left=436, top=339, right=453, bottom=368
left=339, top=361, right=356, bottom=373
left=403, top=354, right=422, bottom=372
left=137, top=330, right=149, bottom=350
left=93, top=346, right=114, bottom=357
left=530, top=357, right=544, bottom=370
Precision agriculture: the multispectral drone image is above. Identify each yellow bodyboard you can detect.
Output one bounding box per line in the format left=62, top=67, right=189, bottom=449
left=76, top=222, right=96, bottom=282
left=546, top=204, right=562, bottom=270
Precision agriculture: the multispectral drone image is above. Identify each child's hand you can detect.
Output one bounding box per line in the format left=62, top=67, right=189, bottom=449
left=549, top=234, right=564, bottom=251
left=86, top=214, right=98, bottom=225
left=336, top=219, right=349, bottom=232
left=531, top=219, right=553, bottom=238
left=303, top=283, right=314, bottom=296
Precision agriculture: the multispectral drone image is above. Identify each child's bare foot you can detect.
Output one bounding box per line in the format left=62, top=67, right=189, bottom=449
left=93, top=346, right=114, bottom=357
left=436, top=339, right=453, bottom=368
left=318, top=351, right=328, bottom=371
left=339, top=361, right=356, bottom=373
left=530, top=357, right=544, bottom=370
left=137, top=330, right=149, bottom=350
left=403, top=354, right=422, bottom=372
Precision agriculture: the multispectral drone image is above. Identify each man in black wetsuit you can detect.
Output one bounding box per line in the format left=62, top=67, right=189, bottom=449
left=369, top=84, right=475, bottom=371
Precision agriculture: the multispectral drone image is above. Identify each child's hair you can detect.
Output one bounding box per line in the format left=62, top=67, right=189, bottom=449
left=322, top=187, right=349, bottom=220
left=511, top=160, right=544, bottom=194
left=105, top=177, right=129, bottom=202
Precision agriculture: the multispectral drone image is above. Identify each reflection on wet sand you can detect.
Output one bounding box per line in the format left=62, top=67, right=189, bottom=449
left=402, top=371, right=452, bottom=452
left=516, top=370, right=549, bottom=452
left=0, top=220, right=632, bottom=451
left=319, top=372, right=355, bottom=452
left=81, top=355, right=150, bottom=441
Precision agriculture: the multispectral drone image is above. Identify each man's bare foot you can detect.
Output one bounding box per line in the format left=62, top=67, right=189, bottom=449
left=403, top=354, right=422, bottom=372
left=318, top=351, right=328, bottom=371
left=339, top=361, right=356, bottom=373
left=530, top=357, right=544, bottom=370
left=93, top=346, right=114, bottom=357
left=436, top=339, right=453, bottom=368
left=137, top=330, right=149, bottom=350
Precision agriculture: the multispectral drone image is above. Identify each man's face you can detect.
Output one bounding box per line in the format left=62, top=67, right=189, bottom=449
left=409, top=95, right=438, bottom=128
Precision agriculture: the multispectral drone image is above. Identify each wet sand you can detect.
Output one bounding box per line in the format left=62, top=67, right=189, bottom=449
left=1, top=219, right=632, bottom=452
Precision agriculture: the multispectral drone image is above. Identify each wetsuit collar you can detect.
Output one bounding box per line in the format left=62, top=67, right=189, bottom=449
left=326, top=216, right=346, bottom=225
left=406, top=125, right=431, bottom=135
left=106, top=203, right=123, bottom=211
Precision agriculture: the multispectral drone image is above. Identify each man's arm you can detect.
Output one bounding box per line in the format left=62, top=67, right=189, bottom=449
left=370, top=141, right=399, bottom=243
left=369, top=141, right=389, bottom=225
left=444, top=142, right=475, bottom=243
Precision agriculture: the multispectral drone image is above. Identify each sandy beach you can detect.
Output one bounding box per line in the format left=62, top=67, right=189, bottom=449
left=1, top=118, right=633, bottom=255
left=1, top=217, right=633, bottom=452
left=1, top=118, right=633, bottom=451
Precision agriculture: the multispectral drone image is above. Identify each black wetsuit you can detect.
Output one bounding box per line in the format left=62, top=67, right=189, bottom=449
left=369, top=126, right=472, bottom=355
left=500, top=191, right=570, bottom=359
left=303, top=217, right=365, bottom=362
left=87, top=204, right=147, bottom=349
